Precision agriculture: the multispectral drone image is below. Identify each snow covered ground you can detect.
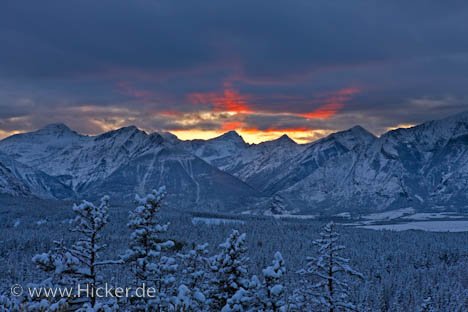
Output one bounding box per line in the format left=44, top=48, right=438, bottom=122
left=270, top=214, right=318, bottom=220
left=401, top=212, right=465, bottom=220
left=334, top=212, right=352, bottom=219
left=192, top=217, right=245, bottom=225
left=357, top=220, right=468, bottom=232
left=362, top=208, right=415, bottom=220
left=1, top=195, right=467, bottom=312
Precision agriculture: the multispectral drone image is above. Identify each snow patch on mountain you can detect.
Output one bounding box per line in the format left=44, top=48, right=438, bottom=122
left=0, top=112, right=468, bottom=214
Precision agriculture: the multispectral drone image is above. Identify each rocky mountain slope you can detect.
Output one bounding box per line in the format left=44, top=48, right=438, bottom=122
left=0, top=112, right=467, bottom=214
left=0, top=152, right=73, bottom=198
left=0, top=124, right=260, bottom=212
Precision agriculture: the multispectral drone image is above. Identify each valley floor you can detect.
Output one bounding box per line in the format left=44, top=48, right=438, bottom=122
left=0, top=196, right=467, bottom=311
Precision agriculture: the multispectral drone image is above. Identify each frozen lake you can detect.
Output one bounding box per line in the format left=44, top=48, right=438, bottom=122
left=357, top=220, right=468, bottom=232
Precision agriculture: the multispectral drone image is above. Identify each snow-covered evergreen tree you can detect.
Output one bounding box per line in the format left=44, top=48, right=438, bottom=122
left=208, top=230, right=250, bottom=311
left=253, top=252, right=287, bottom=312
left=419, top=297, right=435, bottom=312
left=222, top=287, right=254, bottom=312
left=268, top=195, right=287, bottom=215
left=0, top=294, right=20, bottom=312
left=177, top=243, right=210, bottom=310
left=222, top=266, right=288, bottom=312
left=121, top=187, right=178, bottom=310
left=70, top=196, right=111, bottom=305
left=171, top=285, right=192, bottom=311
left=29, top=196, right=115, bottom=310
left=303, top=222, right=363, bottom=312
left=28, top=241, right=76, bottom=311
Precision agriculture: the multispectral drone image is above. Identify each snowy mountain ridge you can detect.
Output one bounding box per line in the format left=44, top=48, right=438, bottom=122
left=0, top=112, right=468, bottom=214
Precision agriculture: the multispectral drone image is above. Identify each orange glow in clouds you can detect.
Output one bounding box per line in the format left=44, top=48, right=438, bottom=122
left=238, top=128, right=334, bottom=144
left=171, top=127, right=329, bottom=144
left=301, top=87, right=360, bottom=119
left=221, top=121, right=245, bottom=132
left=301, top=103, right=344, bottom=119
left=188, top=83, right=252, bottom=113
left=0, top=86, right=360, bottom=144
left=178, top=86, right=361, bottom=143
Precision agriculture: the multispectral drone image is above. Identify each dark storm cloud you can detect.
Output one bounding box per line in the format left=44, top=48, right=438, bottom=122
left=1, top=0, right=468, bottom=138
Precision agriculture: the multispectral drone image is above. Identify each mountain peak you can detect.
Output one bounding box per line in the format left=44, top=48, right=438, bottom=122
left=278, top=133, right=295, bottom=142
left=40, top=123, right=74, bottom=133
left=221, top=130, right=241, bottom=138
left=319, top=125, right=375, bottom=151
left=159, top=131, right=180, bottom=144
left=255, top=134, right=298, bottom=150
left=34, top=123, right=83, bottom=139
left=348, top=125, right=376, bottom=138
left=110, top=125, right=148, bottom=137
left=215, top=131, right=245, bottom=144
left=116, top=125, right=139, bottom=132
left=94, top=125, right=146, bottom=141
left=267, top=134, right=296, bottom=145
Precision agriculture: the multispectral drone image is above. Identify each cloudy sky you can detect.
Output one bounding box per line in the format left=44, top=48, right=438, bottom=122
left=1, top=0, right=468, bottom=143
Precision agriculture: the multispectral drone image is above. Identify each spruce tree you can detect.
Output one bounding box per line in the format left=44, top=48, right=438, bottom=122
left=30, top=196, right=116, bottom=310
left=121, top=187, right=177, bottom=310
left=208, top=230, right=250, bottom=310
left=305, top=222, right=363, bottom=312
left=260, top=252, right=287, bottom=311
left=177, top=243, right=210, bottom=310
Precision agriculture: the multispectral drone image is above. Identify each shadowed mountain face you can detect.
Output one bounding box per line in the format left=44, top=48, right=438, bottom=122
left=0, top=152, right=73, bottom=199
left=0, top=112, right=468, bottom=214
left=0, top=124, right=260, bottom=212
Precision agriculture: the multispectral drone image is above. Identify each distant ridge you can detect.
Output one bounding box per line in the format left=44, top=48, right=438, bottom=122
left=0, top=111, right=467, bottom=214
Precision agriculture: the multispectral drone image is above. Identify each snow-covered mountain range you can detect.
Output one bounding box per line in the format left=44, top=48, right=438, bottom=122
left=1, top=112, right=468, bottom=214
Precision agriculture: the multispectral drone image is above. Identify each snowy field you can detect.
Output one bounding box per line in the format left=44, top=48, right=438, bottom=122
left=361, top=208, right=468, bottom=222
left=357, top=220, right=468, bottom=232
left=362, top=207, right=416, bottom=220
left=192, top=217, right=245, bottom=225
left=402, top=212, right=465, bottom=221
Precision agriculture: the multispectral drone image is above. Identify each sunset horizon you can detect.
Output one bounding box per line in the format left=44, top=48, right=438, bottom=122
left=2, top=2, right=468, bottom=146
left=1, top=2, right=467, bottom=311
left=0, top=113, right=425, bottom=144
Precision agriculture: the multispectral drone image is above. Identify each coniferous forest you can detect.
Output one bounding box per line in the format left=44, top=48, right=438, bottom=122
left=0, top=191, right=467, bottom=311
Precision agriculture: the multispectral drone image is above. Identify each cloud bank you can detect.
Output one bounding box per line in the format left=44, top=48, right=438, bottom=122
left=1, top=0, right=468, bottom=142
